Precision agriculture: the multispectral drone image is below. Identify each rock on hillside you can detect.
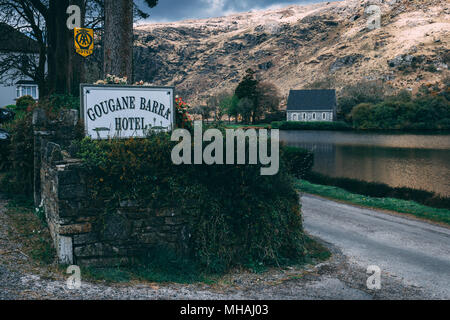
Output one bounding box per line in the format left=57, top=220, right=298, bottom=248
left=133, top=0, right=450, bottom=104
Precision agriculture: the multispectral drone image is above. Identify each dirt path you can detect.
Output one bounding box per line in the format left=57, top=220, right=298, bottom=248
left=0, top=195, right=427, bottom=300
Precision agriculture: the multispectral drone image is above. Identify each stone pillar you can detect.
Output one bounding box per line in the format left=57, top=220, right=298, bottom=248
left=32, top=108, right=80, bottom=207
left=33, top=109, right=50, bottom=207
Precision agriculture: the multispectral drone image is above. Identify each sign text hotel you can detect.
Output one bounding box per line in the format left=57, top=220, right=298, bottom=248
left=81, top=85, right=175, bottom=139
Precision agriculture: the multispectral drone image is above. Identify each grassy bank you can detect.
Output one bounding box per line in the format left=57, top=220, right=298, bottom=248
left=271, top=121, right=352, bottom=131
left=307, top=172, right=450, bottom=210
left=4, top=196, right=56, bottom=265
left=295, top=179, right=450, bottom=226
left=224, top=123, right=271, bottom=129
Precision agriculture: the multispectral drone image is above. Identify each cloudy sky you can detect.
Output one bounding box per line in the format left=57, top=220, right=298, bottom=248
left=137, top=0, right=325, bottom=23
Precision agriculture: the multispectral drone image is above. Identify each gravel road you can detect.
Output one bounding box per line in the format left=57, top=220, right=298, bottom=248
left=0, top=194, right=445, bottom=300
left=302, top=194, right=450, bottom=299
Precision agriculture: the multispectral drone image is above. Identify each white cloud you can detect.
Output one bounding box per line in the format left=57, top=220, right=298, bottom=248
left=201, top=0, right=226, bottom=15
left=143, top=0, right=325, bottom=23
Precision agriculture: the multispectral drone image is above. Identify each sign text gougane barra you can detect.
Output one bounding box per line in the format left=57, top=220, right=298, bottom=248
left=86, top=95, right=172, bottom=131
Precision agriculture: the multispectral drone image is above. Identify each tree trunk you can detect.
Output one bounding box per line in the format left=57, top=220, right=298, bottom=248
left=46, top=0, right=85, bottom=96
left=37, top=43, right=48, bottom=97
left=68, top=0, right=86, bottom=96
left=46, top=0, right=68, bottom=95
left=103, top=0, right=134, bottom=82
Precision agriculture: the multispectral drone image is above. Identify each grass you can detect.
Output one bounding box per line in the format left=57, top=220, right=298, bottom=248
left=302, top=235, right=332, bottom=262
left=83, top=264, right=217, bottom=284
left=4, top=195, right=56, bottom=265
left=82, top=235, right=331, bottom=284
left=0, top=109, right=27, bottom=131
left=225, top=123, right=271, bottom=129
left=83, top=248, right=217, bottom=284
left=271, top=121, right=352, bottom=131
left=295, top=179, right=450, bottom=226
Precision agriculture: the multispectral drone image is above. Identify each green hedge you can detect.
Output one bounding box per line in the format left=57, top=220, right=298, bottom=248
left=281, top=146, right=314, bottom=178
left=77, top=135, right=307, bottom=273
left=259, top=111, right=286, bottom=123
left=271, top=121, right=352, bottom=130
left=0, top=135, right=10, bottom=172
left=0, top=112, right=34, bottom=195
left=15, top=95, right=35, bottom=111
left=306, top=172, right=450, bottom=210
left=0, top=94, right=82, bottom=196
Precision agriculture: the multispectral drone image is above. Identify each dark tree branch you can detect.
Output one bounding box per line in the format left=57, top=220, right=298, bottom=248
left=25, top=0, right=48, bottom=19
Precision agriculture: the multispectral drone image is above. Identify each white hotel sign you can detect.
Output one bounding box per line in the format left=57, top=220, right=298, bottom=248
left=81, top=85, right=175, bottom=139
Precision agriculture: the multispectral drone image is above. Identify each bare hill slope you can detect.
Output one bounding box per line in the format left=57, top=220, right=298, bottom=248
left=134, top=0, right=449, bottom=104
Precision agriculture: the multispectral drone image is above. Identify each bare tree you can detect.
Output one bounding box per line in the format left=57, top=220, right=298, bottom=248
left=194, top=105, right=214, bottom=123
left=0, top=1, right=49, bottom=95
left=0, top=0, right=157, bottom=97
left=256, top=81, right=281, bottom=115
left=206, top=91, right=230, bottom=122
left=0, top=0, right=88, bottom=96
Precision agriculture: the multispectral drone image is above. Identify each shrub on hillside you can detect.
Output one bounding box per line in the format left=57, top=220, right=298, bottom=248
left=77, top=134, right=307, bottom=273
left=351, top=94, right=450, bottom=130
left=337, top=81, right=385, bottom=121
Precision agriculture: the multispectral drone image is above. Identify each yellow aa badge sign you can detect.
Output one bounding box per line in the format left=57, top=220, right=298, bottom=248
left=74, top=28, right=94, bottom=57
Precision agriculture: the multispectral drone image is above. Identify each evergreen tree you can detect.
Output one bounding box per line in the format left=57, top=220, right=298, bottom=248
left=235, top=68, right=259, bottom=123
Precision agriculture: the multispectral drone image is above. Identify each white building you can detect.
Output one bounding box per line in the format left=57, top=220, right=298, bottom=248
left=286, top=89, right=337, bottom=122
left=0, top=23, right=40, bottom=108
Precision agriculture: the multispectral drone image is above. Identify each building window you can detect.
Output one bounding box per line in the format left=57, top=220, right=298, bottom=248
left=303, top=113, right=306, bottom=120
left=293, top=114, right=297, bottom=121
left=322, top=113, right=326, bottom=120
left=313, top=113, right=316, bottom=120
left=16, top=85, right=38, bottom=99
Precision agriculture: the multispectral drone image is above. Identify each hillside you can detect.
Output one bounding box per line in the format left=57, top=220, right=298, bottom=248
left=133, top=0, right=450, bottom=104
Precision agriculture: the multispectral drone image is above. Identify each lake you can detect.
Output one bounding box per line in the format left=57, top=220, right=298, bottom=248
left=280, top=130, right=450, bottom=197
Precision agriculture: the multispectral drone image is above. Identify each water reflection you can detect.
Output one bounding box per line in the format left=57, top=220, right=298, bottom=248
left=280, top=131, right=450, bottom=196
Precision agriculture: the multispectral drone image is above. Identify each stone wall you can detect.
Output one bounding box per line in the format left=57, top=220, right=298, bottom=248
left=34, top=109, right=189, bottom=266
